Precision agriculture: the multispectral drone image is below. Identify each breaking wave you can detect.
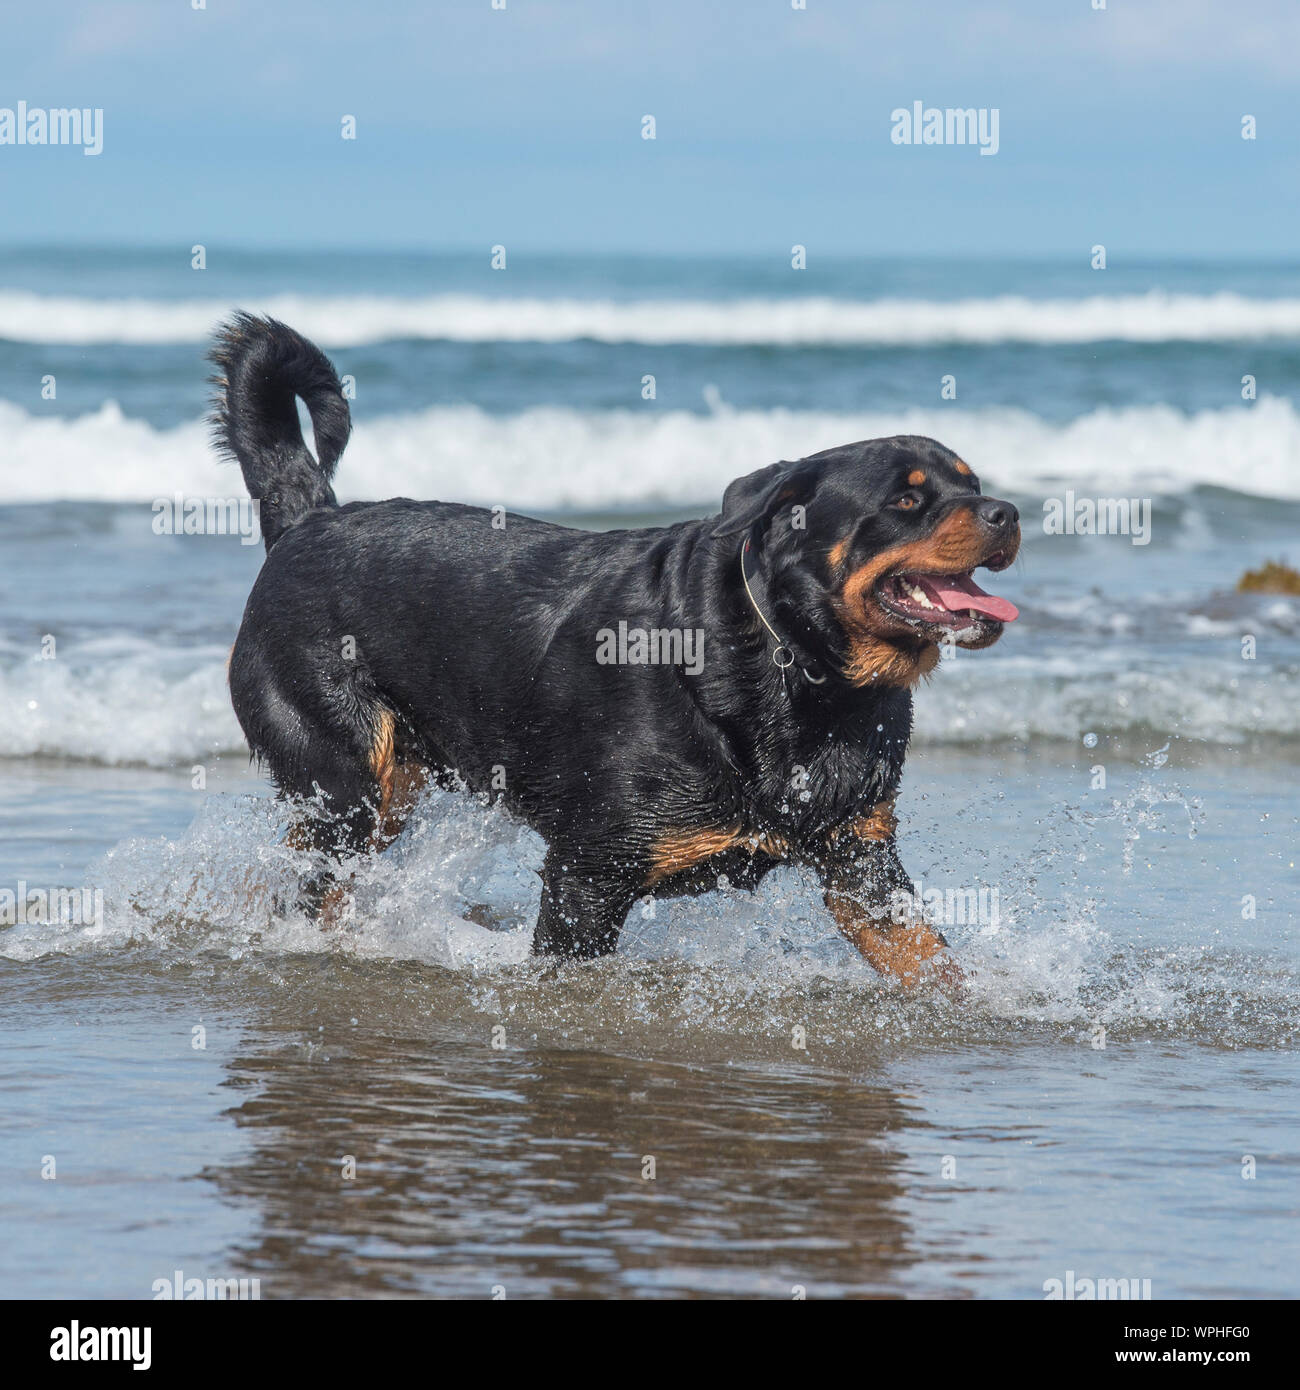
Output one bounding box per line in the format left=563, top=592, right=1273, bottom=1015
left=4, top=395, right=1300, bottom=506
left=5, top=289, right=1300, bottom=347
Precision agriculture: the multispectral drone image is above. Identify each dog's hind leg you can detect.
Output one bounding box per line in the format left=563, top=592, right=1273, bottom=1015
left=257, top=703, right=397, bottom=921
left=286, top=752, right=385, bottom=923
left=369, top=730, right=431, bottom=853
left=231, top=632, right=429, bottom=921
left=290, top=711, right=433, bottom=921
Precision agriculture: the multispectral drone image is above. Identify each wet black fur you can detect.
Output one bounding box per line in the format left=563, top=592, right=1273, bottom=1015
left=213, top=315, right=1018, bottom=958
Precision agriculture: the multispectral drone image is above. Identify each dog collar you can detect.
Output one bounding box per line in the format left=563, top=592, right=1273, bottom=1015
left=739, top=539, right=828, bottom=686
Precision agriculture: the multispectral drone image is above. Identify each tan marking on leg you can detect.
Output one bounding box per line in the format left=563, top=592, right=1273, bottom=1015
left=318, top=882, right=353, bottom=930
left=824, top=890, right=962, bottom=990
left=907, top=469, right=926, bottom=487
left=285, top=819, right=313, bottom=852
left=366, top=707, right=429, bottom=850
left=833, top=799, right=897, bottom=843
left=645, top=825, right=790, bottom=888
left=369, top=708, right=397, bottom=803
left=646, top=826, right=744, bottom=885
left=746, top=830, right=790, bottom=858
left=283, top=821, right=355, bottom=930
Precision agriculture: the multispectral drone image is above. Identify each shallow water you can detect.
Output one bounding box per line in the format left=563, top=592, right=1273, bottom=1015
left=2, top=746, right=1295, bottom=1298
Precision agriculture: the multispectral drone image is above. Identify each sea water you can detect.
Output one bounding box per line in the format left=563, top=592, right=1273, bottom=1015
left=0, top=248, right=1296, bottom=1297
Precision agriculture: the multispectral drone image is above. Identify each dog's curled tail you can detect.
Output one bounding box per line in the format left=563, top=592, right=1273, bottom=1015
left=208, top=312, right=351, bottom=552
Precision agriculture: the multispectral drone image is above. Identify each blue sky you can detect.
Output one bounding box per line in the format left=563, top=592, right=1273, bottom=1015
left=2, top=0, right=1298, bottom=256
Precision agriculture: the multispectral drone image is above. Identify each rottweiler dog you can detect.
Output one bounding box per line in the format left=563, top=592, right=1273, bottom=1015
left=212, top=314, right=1020, bottom=987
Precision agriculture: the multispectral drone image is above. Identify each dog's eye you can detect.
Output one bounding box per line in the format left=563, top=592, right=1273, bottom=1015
left=892, top=492, right=923, bottom=511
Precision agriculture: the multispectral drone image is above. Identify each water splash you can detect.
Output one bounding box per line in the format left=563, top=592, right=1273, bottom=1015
left=0, top=776, right=1291, bottom=1051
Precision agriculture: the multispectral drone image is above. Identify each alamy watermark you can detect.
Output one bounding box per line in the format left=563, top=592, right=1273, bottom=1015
left=50, top=1323, right=150, bottom=1370
left=1043, top=1269, right=1152, bottom=1300
left=596, top=621, right=704, bottom=676
left=1042, top=491, right=1152, bottom=545
left=0, top=882, right=103, bottom=928
left=152, top=1269, right=261, bottom=1300
left=889, top=877, right=1000, bottom=928
left=0, top=102, right=103, bottom=156
left=152, top=494, right=261, bottom=545
left=891, top=101, right=999, bottom=156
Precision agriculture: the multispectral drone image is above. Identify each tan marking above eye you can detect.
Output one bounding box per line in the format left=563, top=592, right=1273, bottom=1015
left=907, top=469, right=926, bottom=487
left=953, top=460, right=973, bottom=476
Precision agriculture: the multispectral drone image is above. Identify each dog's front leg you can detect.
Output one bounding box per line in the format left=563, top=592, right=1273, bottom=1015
left=532, top=848, right=637, bottom=959
left=817, top=806, right=963, bottom=991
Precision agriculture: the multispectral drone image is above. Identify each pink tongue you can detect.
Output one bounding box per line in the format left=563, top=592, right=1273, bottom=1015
left=917, top=573, right=1019, bottom=623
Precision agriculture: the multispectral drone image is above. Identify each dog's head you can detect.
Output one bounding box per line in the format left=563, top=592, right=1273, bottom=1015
left=713, top=436, right=1020, bottom=687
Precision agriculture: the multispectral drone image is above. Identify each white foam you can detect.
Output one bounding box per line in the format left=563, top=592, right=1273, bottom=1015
left=4, top=395, right=1300, bottom=506
left=4, top=289, right=1300, bottom=347
left=0, top=639, right=242, bottom=765
left=914, top=653, right=1300, bottom=745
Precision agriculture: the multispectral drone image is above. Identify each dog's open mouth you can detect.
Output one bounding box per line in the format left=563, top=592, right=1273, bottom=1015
left=875, top=565, right=1019, bottom=633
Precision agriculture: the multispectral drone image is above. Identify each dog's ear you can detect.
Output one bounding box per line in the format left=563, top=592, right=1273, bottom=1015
left=711, top=460, right=817, bottom=539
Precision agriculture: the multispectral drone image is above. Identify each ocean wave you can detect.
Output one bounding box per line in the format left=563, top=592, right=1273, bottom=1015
left=912, top=656, right=1300, bottom=747
left=4, top=289, right=1300, bottom=347
left=3, top=396, right=1300, bottom=507
left=1, top=640, right=1294, bottom=769
left=0, top=641, right=241, bottom=766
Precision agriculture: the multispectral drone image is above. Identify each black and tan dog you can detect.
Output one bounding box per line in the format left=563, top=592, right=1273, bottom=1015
left=212, top=314, right=1020, bottom=987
